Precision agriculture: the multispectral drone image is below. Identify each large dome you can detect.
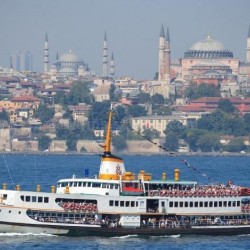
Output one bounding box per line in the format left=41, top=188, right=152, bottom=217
left=190, top=35, right=225, bottom=51
left=59, top=49, right=82, bottom=62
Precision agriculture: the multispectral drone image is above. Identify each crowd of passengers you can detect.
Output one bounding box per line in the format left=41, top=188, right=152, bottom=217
left=57, top=201, right=97, bottom=212
left=142, top=216, right=250, bottom=228
left=149, top=182, right=241, bottom=197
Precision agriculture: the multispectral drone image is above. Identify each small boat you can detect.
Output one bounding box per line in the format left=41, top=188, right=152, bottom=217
left=0, top=104, right=250, bottom=237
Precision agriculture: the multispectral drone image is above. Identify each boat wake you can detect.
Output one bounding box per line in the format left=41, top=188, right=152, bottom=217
left=150, top=234, right=181, bottom=238
left=0, top=232, right=56, bottom=237
left=112, top=234, right=139, bottom=239
left=237, top=234, right=250, bottom=237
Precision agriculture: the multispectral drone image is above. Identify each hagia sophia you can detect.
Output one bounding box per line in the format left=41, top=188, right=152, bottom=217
left=157, top=25, right=250, bottom=98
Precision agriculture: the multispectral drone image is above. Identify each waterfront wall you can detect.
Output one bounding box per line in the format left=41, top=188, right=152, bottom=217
left=12, top=140, right=38, bottom=152
left=0, top=128, right=11, bottom=151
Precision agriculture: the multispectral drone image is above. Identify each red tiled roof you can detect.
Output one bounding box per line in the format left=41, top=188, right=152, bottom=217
left=11, top=95, right=41, bottom=102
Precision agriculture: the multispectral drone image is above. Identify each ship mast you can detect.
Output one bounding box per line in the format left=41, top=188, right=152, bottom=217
left=103, top=105, right=113, bottom=155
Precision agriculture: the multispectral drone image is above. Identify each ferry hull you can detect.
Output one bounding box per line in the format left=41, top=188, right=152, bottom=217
left=1, top=221, right=250, bottom=237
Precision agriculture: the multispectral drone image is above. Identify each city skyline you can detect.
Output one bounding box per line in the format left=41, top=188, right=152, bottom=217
left=0, top=0, right=250, bottom=79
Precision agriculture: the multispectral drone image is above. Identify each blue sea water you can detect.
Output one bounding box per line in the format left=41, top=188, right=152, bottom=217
left=0, top=153, right=249, bottom=249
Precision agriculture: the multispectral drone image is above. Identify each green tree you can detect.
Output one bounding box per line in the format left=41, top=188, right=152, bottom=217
left=143, top=128, right=160, bottom=140
left=225, top=138, right=246, bottom=152
left=112, top=135, right=127, bottom=151
left=218, top=99, right=236, bottom=113
left=55, top=124, right=70, bottom=139
left=38, top=135, right=51, bottom=151
left=185, top=83, right=221, bottom=99
left=137, top=92, right=151, bottom=104
left=0, top=109, right=9, bottom=122
left=151, top=94, right=165, bottom=105
left=34, top=104, right=55, bottom=123
left=88, top=101, right=111, bottom=129
left=54, top=91, right=67, bottom=105
left=164, top=120, right=187, bottom=139
left=66, top=137, right=77, bottom=151
left=127, top=105, right=147, bottom=117
left=186, top=129, right=206, bottom=152
left=66, top=81, right=94, bottom=105
left=164, top=132, right=179, bottom=151
left=197, top=133, right=220, bottom=152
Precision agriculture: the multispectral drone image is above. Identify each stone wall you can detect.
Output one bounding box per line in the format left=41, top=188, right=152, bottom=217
left=49, top=140, right=67, bottom=152
left=126, top=140, right=162, bottom=154
left=12, top=140, right=38, bottom=152
left=76, top=140, right=103, bottom=153
left=0, top=128, right=11, bottom=151
left=12, top=127, right=32, bottom=137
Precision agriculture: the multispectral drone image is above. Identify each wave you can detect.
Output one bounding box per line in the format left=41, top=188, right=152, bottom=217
left=0, top=232, right=56, bottom=237
left=237, top=234, right=250, bottom=237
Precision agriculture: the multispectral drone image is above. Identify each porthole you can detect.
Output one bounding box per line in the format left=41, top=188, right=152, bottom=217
left=18, top=211, right=21, bottom=214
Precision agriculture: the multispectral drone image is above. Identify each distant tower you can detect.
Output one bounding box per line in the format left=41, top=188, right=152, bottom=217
left=247, top=25, right=250, bottom=62
left=110, top=52, right=115, bottom=78
left=158, top=25, right=166, bottom=81
left=56, top=51, right=59, bottom=61
left=102, top=32, right=108, bottom=77
left=164, top=27, right=171, bottom=79
left=44, top=33, right=49, bottom=73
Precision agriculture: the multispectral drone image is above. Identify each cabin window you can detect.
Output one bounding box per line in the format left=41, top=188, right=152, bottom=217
left=232, top=201, right=236, bottom=207
left=109, top=200, right=113, bottom=206
left=110, top=184, right=114, bottom=189
left=20, top=195, right=24, bottom=201
left=102, top=183, right=107, bottom=188
left=189, top=202, right=193, bottom=207
left=115, top=200, right=119, bottom=206
left=199, top=202, right=203, bottom=207
left=223, top=201, right=227, bottom=207
left=87, top=182, right=91, bottom=187
left=169, top=202, right=173, bottom=207
left=69, top=182, right=73, bottom=187
left=82, top=182, right=86, bottom=187
left=180, top=202, right=183, bottom=207
left=38, top=197, right=43, bottom=203
left=219, top=201, right=222, bottom=207
left=92, top=183, right=101, bottom=188
left=115, top=184, right=119, bottom=189
left=195, top=202, right=198, bottom=207
left=209, top=201, right=213, bottom=207
left=131, top=201, right=135, bottom=207
left=32, top=196, right=36, bottom=202
left=25, top=196, right=30, bottom=202
left=136, top=201, right=138, bottom=207
left=228, top=201, right=232, bottom=207
left=204, top=202, right=208, bottom=207
left=73, top=182, right=77, bottom=187
left=120, top=201, right=124, bottom=207
left=174, top=202, right=178, bottom=207
left=77, top=182, right=82, bottom=187
left=185, top=202, right=188, bottom=207
left=214, top=202, right=218, bottom=207
left=44, top=197, right=49, bottom=203
left=126, top=201, right=129, bottom=207
left=237, top=201, right=240, bottom=207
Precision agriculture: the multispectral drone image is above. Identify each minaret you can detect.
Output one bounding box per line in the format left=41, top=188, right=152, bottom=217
left=164, top=27, right=171, bottom=79
left=110, top=52, right=115, bottom=78
left=247, top=25, right=250, bottom=62
left=158, top=25, right=166, bottom=81
left=44, top=33, right=49, bottom=73
left=102, top=32, right=108, bottom=77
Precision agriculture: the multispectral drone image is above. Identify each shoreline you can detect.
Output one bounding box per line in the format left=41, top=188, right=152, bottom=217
left=0, top=151, right=249, bottom=157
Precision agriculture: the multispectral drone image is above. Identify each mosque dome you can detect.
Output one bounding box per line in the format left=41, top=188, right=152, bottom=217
left=190, top=36, right=225, bottom=51
left=58, top=49, right=82, bottom=63
left=184, top=35, right=233, bottom=59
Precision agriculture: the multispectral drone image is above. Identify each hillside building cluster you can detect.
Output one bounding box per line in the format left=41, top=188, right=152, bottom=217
left=1, top=25, right=250, bottom=153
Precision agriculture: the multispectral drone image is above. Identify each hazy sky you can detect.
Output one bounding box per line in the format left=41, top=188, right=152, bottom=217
left=0, top=0, right=249, bottom=79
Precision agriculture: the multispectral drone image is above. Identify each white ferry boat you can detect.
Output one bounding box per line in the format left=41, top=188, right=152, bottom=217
left=0, top=106, right=250, bottom=237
